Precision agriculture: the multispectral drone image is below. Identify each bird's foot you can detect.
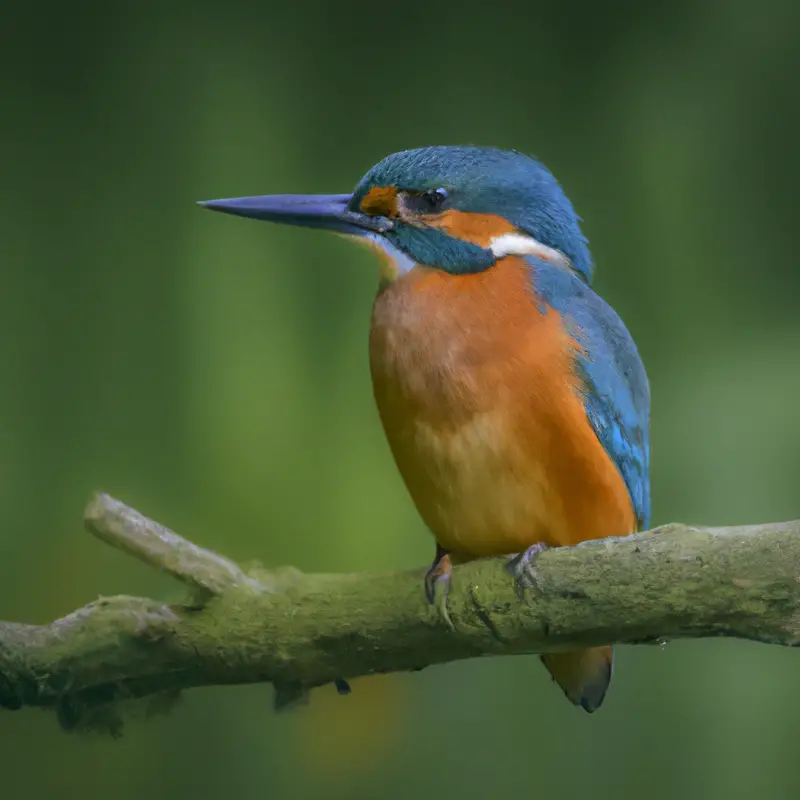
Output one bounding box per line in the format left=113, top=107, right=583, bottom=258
left=424, top=545, right=455, bottom=631
left=506, top=542, right=549, bottom=596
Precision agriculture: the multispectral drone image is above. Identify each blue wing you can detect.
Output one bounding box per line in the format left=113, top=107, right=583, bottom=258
left=527, top=259, right=651, bottom=530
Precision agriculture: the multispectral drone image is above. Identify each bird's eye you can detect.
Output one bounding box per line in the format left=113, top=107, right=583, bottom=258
left=403, top=188, right=449, bottom=214
left=422, top=188, right=448, bottom=210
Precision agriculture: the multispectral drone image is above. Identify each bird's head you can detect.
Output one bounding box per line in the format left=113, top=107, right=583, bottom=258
left=200, top=145, right=593, bottom=283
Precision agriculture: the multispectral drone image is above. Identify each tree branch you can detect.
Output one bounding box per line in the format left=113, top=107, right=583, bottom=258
left=1, top=492, right=799, bottom=733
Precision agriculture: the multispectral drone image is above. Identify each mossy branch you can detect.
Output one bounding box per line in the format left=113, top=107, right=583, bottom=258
left=1, top=493, right=799, bottom=733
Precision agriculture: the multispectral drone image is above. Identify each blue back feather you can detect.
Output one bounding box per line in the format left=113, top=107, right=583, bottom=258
left=528, top=257, right=651, bottom=530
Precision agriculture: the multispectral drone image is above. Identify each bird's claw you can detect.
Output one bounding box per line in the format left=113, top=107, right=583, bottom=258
left=506, top=542, right=549, bottom=596
left=424, top=546, right=455, bottom=631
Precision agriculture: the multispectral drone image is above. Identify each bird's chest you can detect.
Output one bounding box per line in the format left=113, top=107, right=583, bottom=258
left=368, top=264, right=572, bottom=556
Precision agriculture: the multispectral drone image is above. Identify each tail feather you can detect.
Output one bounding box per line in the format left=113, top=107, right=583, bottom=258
left=540, top=646, right=614, bottom=713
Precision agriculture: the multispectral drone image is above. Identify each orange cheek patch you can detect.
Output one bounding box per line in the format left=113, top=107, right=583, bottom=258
left=360, top=186, right=399, bottom=217
left=422, top=209, right=516, bottom=247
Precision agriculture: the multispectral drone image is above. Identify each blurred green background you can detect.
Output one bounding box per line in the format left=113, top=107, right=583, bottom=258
left=2, top=1, right=800, bottom=798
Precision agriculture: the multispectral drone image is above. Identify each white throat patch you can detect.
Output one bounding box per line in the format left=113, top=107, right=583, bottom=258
left=359, top=232, right=417, bottom=282
left=489, top=233, right=571, bottom=269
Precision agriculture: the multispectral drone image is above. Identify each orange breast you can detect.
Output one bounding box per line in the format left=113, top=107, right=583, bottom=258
left=369, top=257, right=636, bottom=560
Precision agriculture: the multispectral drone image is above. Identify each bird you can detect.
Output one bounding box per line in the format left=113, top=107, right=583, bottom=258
left=199, top=145, right=651, bottom=713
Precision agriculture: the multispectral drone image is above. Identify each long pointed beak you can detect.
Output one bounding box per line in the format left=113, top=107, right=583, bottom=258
left=197, top=193, right=393, bottom=235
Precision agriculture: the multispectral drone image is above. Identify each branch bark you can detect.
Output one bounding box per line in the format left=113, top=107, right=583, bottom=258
left=2, top=493, right=799, bottom=733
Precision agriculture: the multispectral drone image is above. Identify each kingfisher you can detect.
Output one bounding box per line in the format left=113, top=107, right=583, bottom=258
left=199, top=145, right=651, bottom=713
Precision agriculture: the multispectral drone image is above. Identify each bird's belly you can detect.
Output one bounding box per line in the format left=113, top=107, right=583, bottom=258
left=402, top=410, right=554, bottom=557
left=369, top=263, right=637, bottom=560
